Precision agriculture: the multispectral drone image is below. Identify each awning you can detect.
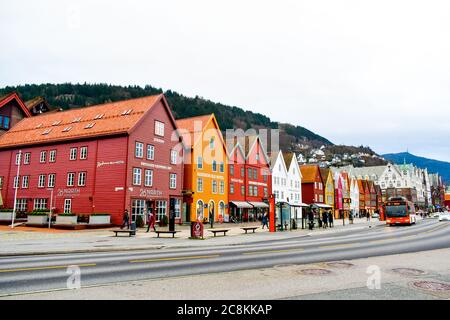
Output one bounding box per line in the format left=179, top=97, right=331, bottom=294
left=290, top=203, right=310, bottom=207
left=248, top=201, right=269, bottom=208
left=230, top=201, right=253, bottom=209
left=312, top=203, right=333, bottom=209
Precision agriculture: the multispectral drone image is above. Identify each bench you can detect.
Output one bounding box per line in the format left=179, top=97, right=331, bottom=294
left=111, top=230, right=135, bottom=237
left=208, top=229, right=230, bottom=237
left=241, top=227, right=259, bottom=234
left=155, top=230, right=178, bottom=238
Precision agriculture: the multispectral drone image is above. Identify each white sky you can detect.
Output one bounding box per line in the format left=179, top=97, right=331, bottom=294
left=1, top=0, right=450, bottom=161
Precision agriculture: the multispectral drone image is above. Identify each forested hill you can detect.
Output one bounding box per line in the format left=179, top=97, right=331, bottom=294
left=0, top=83, right=332, bottom=150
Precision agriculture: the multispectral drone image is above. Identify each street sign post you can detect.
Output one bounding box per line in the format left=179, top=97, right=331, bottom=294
left=269, top=194, right=275, bottom=232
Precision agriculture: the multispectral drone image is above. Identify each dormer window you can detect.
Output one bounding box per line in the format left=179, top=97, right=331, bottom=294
left=42, top=129, right=52, bottom=135
left=36, top=123, right=43, bottom=129
left=94, top=114, right=104, bottom=120
left=121, top=109, right=133, bottom=116
left=62, top=126, right=72, bottom=132
left=72, top=117, right=82, bottom=123
left=52, top=120, right=61, bottom=126
left=0, top=115, right=11, bottom=129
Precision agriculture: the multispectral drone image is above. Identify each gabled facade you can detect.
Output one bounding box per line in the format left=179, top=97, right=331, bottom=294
left=320, top=168, right=335, bottom=212
left=0, top=95, right=183, bottom=225
left=271, top=151, right=289, bottom=204
left=176, top=114, right=228, bottom=223
left=300, top=165, right=324, bottom=205
left=0, top=92, right=32, bottom=136
left=350, top=178, right=360, bottom=215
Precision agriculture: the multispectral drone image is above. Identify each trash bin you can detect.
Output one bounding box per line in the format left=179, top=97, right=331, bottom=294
left=130, top=222, right=136, bottom=236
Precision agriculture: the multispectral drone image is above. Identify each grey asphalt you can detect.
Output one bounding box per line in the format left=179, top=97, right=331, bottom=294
left=0, top=219, right=449, bottom=297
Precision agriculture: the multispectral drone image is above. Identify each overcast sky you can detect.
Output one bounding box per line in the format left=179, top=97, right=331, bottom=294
left=1, top=0, right=449, bottom=161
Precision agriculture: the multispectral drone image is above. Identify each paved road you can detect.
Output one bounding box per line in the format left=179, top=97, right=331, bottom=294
left=0, top=219, right=449, bottom=297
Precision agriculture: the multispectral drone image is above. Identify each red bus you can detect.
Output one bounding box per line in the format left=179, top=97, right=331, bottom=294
left=385, top=197, right=417, bottom=226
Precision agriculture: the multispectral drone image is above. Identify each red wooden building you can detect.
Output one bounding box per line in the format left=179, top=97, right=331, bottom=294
left=0, top=95, right=184, bottom=225
left=0, top=92, right=32, bottom=136
left=227, top=136, right=271, bottom=222
left=300, top=165, right=324, bottom=205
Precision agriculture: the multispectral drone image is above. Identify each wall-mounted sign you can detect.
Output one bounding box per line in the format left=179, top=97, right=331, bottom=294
left=249, top=181, right=268, bottom=187
left=57, top=188, right=81, bottom=197
left=115, top=187, right=124, bottom=192
left=231, top=178, right=244, bottom=184
left=97, top=160, right=125, bottom=168
left=141, top=162, right=173, bottom=171
left=139, top=189, right=163, bottom=198
left=197, top=172, right=225, bottom=180
left=154, top=138, right=165, bottom=144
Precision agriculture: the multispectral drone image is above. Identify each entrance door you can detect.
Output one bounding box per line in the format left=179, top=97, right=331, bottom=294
left=145, top=201, right=155, bottom=224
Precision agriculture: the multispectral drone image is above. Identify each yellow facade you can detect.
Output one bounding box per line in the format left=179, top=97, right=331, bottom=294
left=177, top=114, right=228, bottom=222
left=324, top=170, right=335, bottom=211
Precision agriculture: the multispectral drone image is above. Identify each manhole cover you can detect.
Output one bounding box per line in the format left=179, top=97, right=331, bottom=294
left=413, top=281, right=450, bottom=292
left=298, top=268, right=332, bottom=276
left=326, top=262, right=354, bottom=269
left=392, top=268, right=426, bottom=276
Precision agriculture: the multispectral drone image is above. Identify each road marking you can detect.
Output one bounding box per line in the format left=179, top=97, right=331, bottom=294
left=129, top=255, right=220, bottom=264
left=0, top=263, right=97, bottom=273
left=369, top=238, right=396, bottom=244
left=421, top=224, right=449, bottom=235
left=319, top=243, right=356, bottom=249
left=242, top=248, right=304, bottom=255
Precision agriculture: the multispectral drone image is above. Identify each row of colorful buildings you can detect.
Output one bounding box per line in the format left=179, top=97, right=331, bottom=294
left=0, top=93, right=447, bottom=226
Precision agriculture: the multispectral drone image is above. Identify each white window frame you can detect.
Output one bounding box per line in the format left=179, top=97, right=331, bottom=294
left=135, top=142, right=144, bottom=158
left=38, top=175, right=46, bottom=188
left=40, top=151, right=47, bottom=163
left=174, top=199, right=181, bottom=219
left=219, top=181, right=224, bottom=194
left=80, top=147, right=88, bottom=160
left=144, top=169, right=153, bottom=187
left=49, top=150, right=56, bottom=163
left=70, top=148, right=77, bottom=161
left=133, top=168, right=142, bottom=186
left=156, top=200, right=167, bottom=221
left=34, top=198, right=48, bottom=210
left=13, top=176, right=20, bottom=189
left=212, top=180, right=218, bottom=194
left=170, top=150, right=177, bottom=165
left=155, top=121, right=165, bottom=137
left=197, top=178, right=203, bottom=192
left=78, top=172, right=86, bottom=187
left=48, top=174, right=56, bottom=188
left=16, top=199, right=27, bottom=212
left=147, top=145, right=155, bottom=160
left=24, top=153, right=31, bottom=165
left=67, top=173, right=75, bottom=187
left=169, top=173, right=177, bottom=189
left=197, top=157, right=203, bottom=169
left=64, top=199, right=72, bottom=214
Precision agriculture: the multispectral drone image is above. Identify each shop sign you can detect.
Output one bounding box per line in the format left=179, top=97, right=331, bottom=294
left=139, top=189, right=163, bottom=197
left=57, top=188, right=81, bottom=197
left=97, top=160, right=125, bottom=168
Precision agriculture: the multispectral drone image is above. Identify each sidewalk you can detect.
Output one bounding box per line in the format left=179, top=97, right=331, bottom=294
left=0, top=218, right=383, bottom=256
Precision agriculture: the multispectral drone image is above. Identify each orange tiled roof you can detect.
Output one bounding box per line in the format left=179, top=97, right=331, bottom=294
left=176, top=114, right=213, bottom=147
left=300, top=165, right=319, bottom=183
left=0, top=95, right=163, bottom=149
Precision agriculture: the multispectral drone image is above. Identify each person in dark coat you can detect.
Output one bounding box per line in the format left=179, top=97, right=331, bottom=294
left=121, top=209, right=130, bottom=229
left=328, top=210, right=334, bottom=227
left=262, top=212, right=269, bottom=229
left=308, top=209, right=315, bottom=230
left=322, top=211, right=328, bottom=228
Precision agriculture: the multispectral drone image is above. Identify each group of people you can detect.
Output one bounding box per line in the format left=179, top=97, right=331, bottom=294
left=120, top=208, right=157, bottom=232
left=307, top=209, right=334, bottom=230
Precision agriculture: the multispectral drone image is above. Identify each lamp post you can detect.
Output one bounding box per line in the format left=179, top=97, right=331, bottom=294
left=11, top=150, right=22, bottom=228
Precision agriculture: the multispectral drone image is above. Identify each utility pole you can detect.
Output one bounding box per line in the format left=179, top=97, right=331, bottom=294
left=11, top=150, right=22, bottom=229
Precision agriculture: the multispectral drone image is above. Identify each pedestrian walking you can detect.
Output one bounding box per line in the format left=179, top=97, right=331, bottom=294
left=322, top=211, right=328, bottom=229
left=121, top=209, right=130, bottom=229
left=308, top=209, right=314, bottom=230
left=262, top=212, right=269, bottom=229
left=146, top=208, right=156, bottom=232
left=366, top=211, right=370, bottom=221
left=328, top=210, right=334, bottom=227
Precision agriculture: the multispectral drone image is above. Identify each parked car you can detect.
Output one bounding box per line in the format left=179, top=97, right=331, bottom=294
left=438, top=212, right=450, bottom=222
left=371, top=212, right=380, bottom=219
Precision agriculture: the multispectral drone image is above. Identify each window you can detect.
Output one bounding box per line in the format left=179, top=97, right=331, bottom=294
left=84, top=123, right=95, bottom=129
left=155, top=121, right=165, bottom=136
left=219, top=181, right=224, bottom=194
left=67, top=173, right=75, bottom=186
left=24, top=153, right=31, bottom=165
left=70, top=148, right=77, bottom=160
left=145, top=144, right=154, bottom=160
left=121, top=109, right=133, bottom=116
left=319, top=195, right=324, bottom=203
left=64, top=199, right=72, bottom=214
left=197, top=157, right=203, bottom=169
left=131, top=199, right=145, bottom=222
left=248, top=185, right=253, bottom=197
left=52, top=120, right=61, bottom=126
left=40, top=151, right=47, bottom=163
left=230, top=183, right=235, bottom=194
left=16, top=199, right=27, bottom=212
left=133, top=168, right=142, bottom=185
left=42, top=129, right=52, bottom=135
left=0, top=176, right=3, bottom=189
left=230, top=165, right=234, bottom=176
left=94, top=114, right=104, bottom=120
left=170, top=150, right=177, bottom=164
left=156, top=200, right=167, bottom=221
left=0, top=115, right=11, bottom=129
left=15, top=153, right=22, bottom=165
left=135, top=142, right=144, bottom=158
left=256, top=153, right=260, bottom=161
left=209, top=138, right=215, bottom=150
left=212, top=180, right=218, bottom=194
left=253, top=169, right=257, bottom=180
left=241, top=185, right=245, bottom=196
left=78, top=172, right=86, bottom=186
left=241, top=167, right=245, bottom=177
left=248, top=168, right=252, bottom=178
left=13, top=176, right=19, bottom=189
left=144, top=170, right=153, bottom=187
left=48, top=174, right=56, bottom=188
left=169, top=173, right=177, bottom=189
left=174, top=199, right=181, bottom=219
left=212, top=161, right=217, bottom=172
left=197, top=178, right=203, bottom=192
left=38, top=175, right=46, bottom=188
left=34, top=199, right=48, bottom=210
left=62, top=126, right=72, bottom=133
left=263, top=174, right=268, bottom=182
left=219, top=162, right=224, bottom=173
left=254, top=186, right=258, bottom=197
left=264, top=187, right=268, bottom=198
left=80, top=147, right=88, bottom=160
left=49, top=150, right=56, bottom=163
left=72, top=117, right=82, bottom=123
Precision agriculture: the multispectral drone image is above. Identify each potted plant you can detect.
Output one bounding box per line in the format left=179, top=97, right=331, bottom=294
left=88, top=213, right=111, bottom=225
left=26, top=210, right=49, bottom=225
left=0, top=208, right=14, bottom=221
left=56, top=213, right=78, bottom=225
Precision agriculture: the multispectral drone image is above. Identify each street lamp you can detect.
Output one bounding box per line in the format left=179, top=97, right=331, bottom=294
left=11, top=150, right=22, bottom=228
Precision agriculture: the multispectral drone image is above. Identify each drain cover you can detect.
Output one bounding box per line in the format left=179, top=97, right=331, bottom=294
left=413, top=281, right=450, bottom=292
left=392, top=268, right=426, bottom=276
left=298, top=268, right=332, bottom=276
left=326, top=262, right=354, bottom=269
